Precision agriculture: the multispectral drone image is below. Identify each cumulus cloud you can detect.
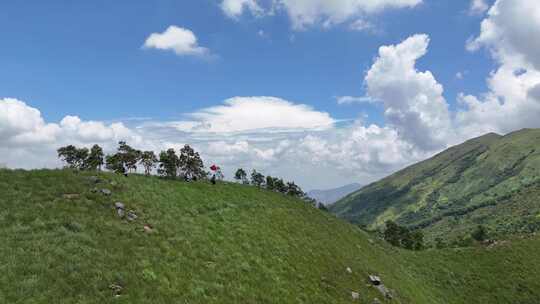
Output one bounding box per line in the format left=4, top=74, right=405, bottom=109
left=219, top=0, right=422, bottom=30
left=143, top=26, right=209, bottom=57
left=130, top=87, right=433, bottom=187
left=365, top=34, right=454, bottom=150
left=0, top=98, right=60, bottom=145
left=0, top=95, right=425, bottom=189
left=459, top=0, right=540, bottom=135
left=0, top=98, right=142, bottom=168
left=220, top=0, right=264, bottom=19
left=168, top=96, right=335, bottom=133
left=292, top=123, right=421, bottom=173
left=59, top=116, right=140, bottom=144
left=467, top=0, right=540, bottom=69
left=279, top=0, right=422, bottom=30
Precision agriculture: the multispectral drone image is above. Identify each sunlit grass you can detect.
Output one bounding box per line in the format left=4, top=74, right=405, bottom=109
left=0, top=169, right=539, bottom=303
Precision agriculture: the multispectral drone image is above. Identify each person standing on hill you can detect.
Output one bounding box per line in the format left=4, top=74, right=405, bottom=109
left=210, top=164, right=222, bottom=185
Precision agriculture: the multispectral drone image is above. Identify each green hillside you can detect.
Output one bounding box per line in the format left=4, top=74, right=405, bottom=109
left=2, top=169, right=540, bottom=303
left=331, top=128, right=540, bottom=242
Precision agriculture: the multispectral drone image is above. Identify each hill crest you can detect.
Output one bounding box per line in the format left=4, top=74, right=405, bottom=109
left=331, top=128, right=540, bottom=241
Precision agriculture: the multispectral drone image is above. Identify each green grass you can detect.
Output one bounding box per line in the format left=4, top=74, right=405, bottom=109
left=402, top=237, right=540, bottom=304
left=1, top=169, right=540, bottom=303
left=331, top=128, right=540, bottom=242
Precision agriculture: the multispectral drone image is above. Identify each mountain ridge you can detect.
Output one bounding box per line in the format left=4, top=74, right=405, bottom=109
left=331, top=128, right=540, bottom=241
left=307, top=183, right=363, bottom=205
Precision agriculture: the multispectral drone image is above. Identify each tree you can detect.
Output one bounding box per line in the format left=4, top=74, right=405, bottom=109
left=303, top=196, right=320, bottom=207
left=266, top=176, right=276, bottom=191
left=234, top=168, right=248, bottom=184
left=57, top=145, right=89, bottom=170
left=409, top=230, right=425, bottom=251
left=105, top=141, right=141, bottom=175
left=118, top=141, right=141, bottom=173
left=86, top=144, right=104, bottom=171
left=318, top=204, right=329, bottom=212
left=274, top=178, right=287, bottom=194
left=250, top=169, right=265, bottom=187
left=383, top=221, right=424, bottom=251
left=471, top=225, right=488, bottom=242
left=140, top=151, right=158, bottom=176
left=57, top=145, right=78, bottom=169
left=178, top=145, right=205, bottom=181
left=383, top=221, right=404, bottom=247
left=286, top=181, right=304, bottom=198
left=75, top=148, right=90, bottom=169
left=401, top=233, right=414, bottom=250
left=105, top=153, right=126, bottom=174
left=158, top=148, right=179, bottom=178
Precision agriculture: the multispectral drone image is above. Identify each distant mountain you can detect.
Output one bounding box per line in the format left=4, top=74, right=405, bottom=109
left=331, top=129, right=540, bottom=241
left=307, top=183, right=363, bottom=205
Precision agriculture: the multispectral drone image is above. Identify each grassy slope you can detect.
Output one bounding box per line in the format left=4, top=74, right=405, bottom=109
left=403, top=237, right=540, bottom=304
left=331, top=129, right=540, bottom=241
left=0, top=169, right=426, bottom=304
left=1, top=169, right=540, bottom=303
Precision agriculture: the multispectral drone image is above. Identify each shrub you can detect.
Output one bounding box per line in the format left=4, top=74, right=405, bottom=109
left=383, top=221, right=424, bottom=251
left=472, top=225, right=489, bottom=242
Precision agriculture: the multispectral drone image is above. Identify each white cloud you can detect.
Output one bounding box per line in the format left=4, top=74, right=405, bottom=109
left=349, top=19, right=375, bottom=32
left=336, top=96, right=377, bottom=105
left=456, top=66, right=540, bottom=137
left=169, top=96, right=335, bottom=133
left=59, top=116, right=140, bottom=144
left=467, top=0, right=540, bottom=69
left=0, top=98, right=142, bottom=168
left=469, top=0, right=489, bottom=15
left=529, top=83, right=540, bottom=102
left=219, top=0, right=422, bottom=30
left=459, top=0, right=540, bottom=136
left=207, top=140, right=250, bottom=155
left=220, top=0, right=264, bottom=19
left=293, top=123, right=421, bottom=173
left=279, top=0, right=422, bottom=30
left=143, top=26, right=209, bottom=57
left=365, top=34, right=454, bottom=150
left=0, top=95, right=424, bottom=190
left=0, top=98, right=60, bottom=145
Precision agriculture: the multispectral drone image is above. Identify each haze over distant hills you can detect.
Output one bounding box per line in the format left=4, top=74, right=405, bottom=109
left=331, top=128, right=540, bottom=241
left=307, top=183, right=362, bottom=205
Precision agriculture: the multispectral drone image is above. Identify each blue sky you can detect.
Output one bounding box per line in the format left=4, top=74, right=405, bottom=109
left=1, top=0, right=490, bottom=123
left=2, top=0, right=540, bottom=190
